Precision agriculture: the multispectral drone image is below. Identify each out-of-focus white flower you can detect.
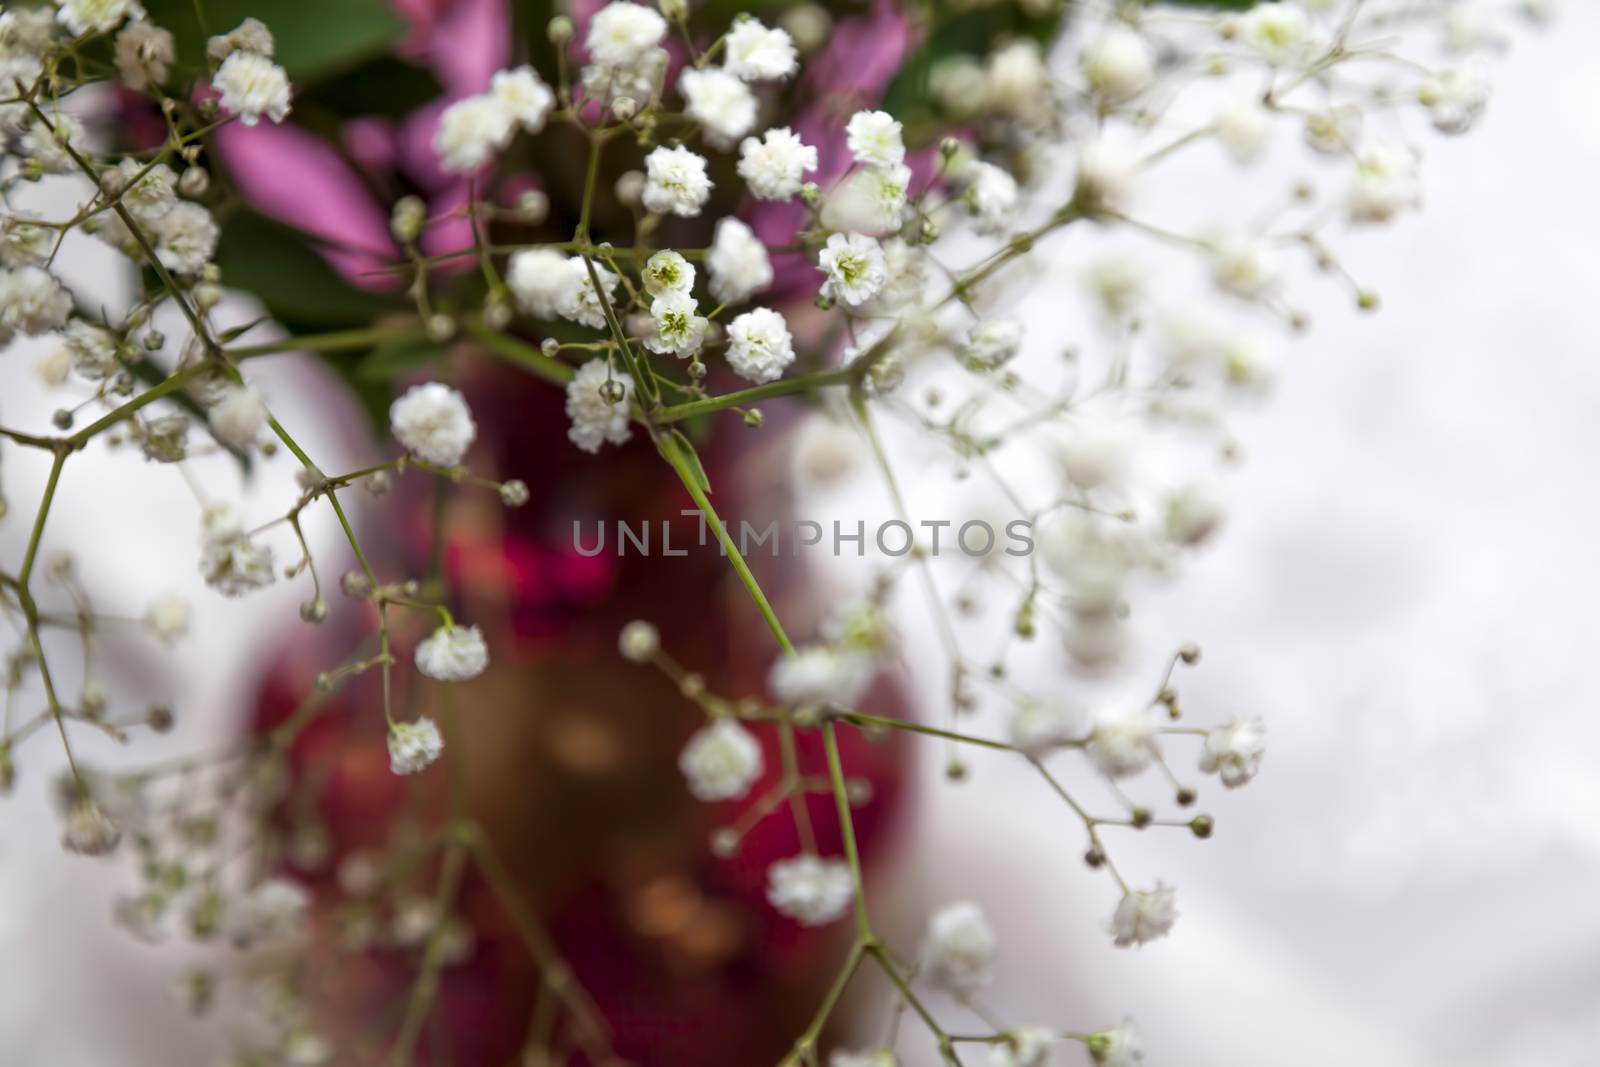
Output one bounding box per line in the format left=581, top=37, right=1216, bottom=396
left=586, top=1, right=667, bottom=67
left=1009, top=699, right=1083, bottom=757
left=1082, top=26, right=1154, bottom=103
left=1214, top=93, right=1271, bottom=163
left=199, top=504, right=275, bottom=597
left=0, top=211, right=52, bottom=268
left=110, top=158, right=177, bottom=222
left=213, top=51, right=291, bottom=126
left=924, top=901, right=997, bottom=994
left=823, top=164, right=910, bottom=235
left=153, top=202, right=220, bottom=274
left=831, top=1050, right=897, bottom=1067
left=766, top=854, right=854, bottom=926
left=966, top=161, right=1018, bottom=233
left=962, top=318, right=1024, bottom=369
left=641, top=249, right=694, bottom=297
left=1086, top=703, right=1158, bottom=778
left=642, top=144, right=712, bottom=217
left=0, top=266, right=71, bottom=335
left=818, top=232, right=887, bottom=307
left=1075, top=130, right=1140, bottom=212
left=1304, top=104, right=1361, bottom=154
left=1348, top=142, right=1422, bottom=224
left=1419, top=66, right=1489, bottom=135
left=1056, top=420, right=1130, bottom=490
left=1235, top=4, right=1313, bottom=66
left=988, top=1027, right=1055, bottom=1067
left=565, top=359, right=634, bottom=452
left=1164, top=481, right=1226, bottom=546
left=388, top=718, right=444, bottom=775
left=1200, top=715, right=1266, bottom=787
left=115, top=21, right=174, bottom=88
left=738, top=127, right=817, bottom=200
left=206, top=16, right=273, bottom=61
left=1087, top=1020, right=1145, bottom=1066
left=679, top=66, right=757, bottom=145
left=491, top=65, right=554, bottom=132
left=618, top=620, right=660, bottom=661
left=930, top=55, right=989, bottom=119
left=845, top=109, right=904, bottom=168
left=558, top=256, right=621, bottom=329
left=389, top=382, right=476, bottom=467
left=230, top=878, right=310, bottom=947
left=56, top=0, right=144, bottom=36
left=18, top=112, right=85, bottom=174
left=769, top=645, right=872, bottom=707
left=143, top=594, right=189, bottom=645
left=434, top=94, right=514, bottom=173
left=415, top=625, right=489, bottom=682
left=1109, top=883, right=1178, bottom=947
left=679, top=718, right=764, bottom=801
left=508, top=248, right=577, bottom=318
left=209, top=385, right=268, bottom=452
left=724, top=18, right=797, bottom=81
left=726, top=306, right=795, bottom=384
left=1210, top=236, right=1278, bottom=300
left=987, top=40, right=1053, bottom=126
left=646, top=290, right=708, bottom=356
left=707, top=217, right=773, bottom=304
left=62, top=800, right=121, bottom=856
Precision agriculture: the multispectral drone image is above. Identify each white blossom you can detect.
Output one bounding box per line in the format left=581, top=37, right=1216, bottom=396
left=823, top=164, right=910, bottom=235
left=434, top=94, right=514, bottom=173
left=988, top=1028, right=1054, bottom=1067
left=559, top=256, right=621, bottom=329
left=1210, top=236, right=1278, bottom=300
left=966, top=161, right=1018, bottom=234
left=209, top=385, right=268, bottom=451
left=986, top=40, right=1052, bottom=126
left=725, top=306, right=795, bottom=384
left=768, top=644, right=872, bottom=707
left=199, top=504, right=275, bottom=597
left=0, top=10, right=50, bottom=88
left=818, top=232, right=887, bottom=307
left=724, top=18, right=797, bottom=81
left=62, top=319, right=120, bottom=379
left=1236, top=4, right=1313, bottom=66
left=565, top=359, right=633, bottom=453
left=1075, top=131, right=1140, bottom=212
left=1420, top=67, right=1489, bottom=135
left=678, top=718, right=764, bottom=801
left=645, top=290, right=708, bottom=356
left=491, top=65, right=554, bottom=133
left=214, top=51, right=291, bottom=127
left=229, top=878, right=310, bottom=947
left=1304, top=105, right=1361, bottom=154
left=641, top=249, right=694, bottom=296
left=706, top=217, right=772, bottom=304
left=1348, top=142, right=1422, bottom=224
left=1009, top=699, right=1082, bottom=757
left=0, top=211, right=51, bottom=268
left=962, top=318, right=1023, bottom=369
left=642, top=145, right=712, bottom=217
left=737, top=127, right=817, bottom=201
left=586, top=1, right=667, bottom=67
left=111, top=158, right=178, bottom=222
left=1164, top=481, right=1226, bottom=546
left=388, top=718, right=445, bottom=775
left=618, top=620, right=660, bottom=662
left=415, top=625, right=489, bottom=682
left=1088, top=1021, right=1145, bottom=1067
left=1200, top=716, right=1266, bottom=787
left=56, top=0, right=144, bottom=36
left=153, top=202, right=220, bottom=274
left=0, top=266, right=71, bottom=335
left=1214, top=93, right=1271, bottom=163
left=845, top=109, right=904, bottom=169
left=678, top=66, right=757, bottom=146
left=115, top=21, right=173, bottom=89
left=766, top=854, right=854, bottom=926
left=1082, top=26, right=1154, bottom=103
left=508, top=248, right=577, bottom=318
left=207, top=17, right=273, bottom=61
left=19, top=112, right=85, bottom=174
left=924, top=901, right=997, bottom=994
left=1109, top=883, right=1178, bottom=947
left=389, top=382, right=476, bottom=467
left=1086, top=703, right=1158, bottom=778
left=62, top=800, right=121, bottom=856
left=143, top=594, right=189, bottom=645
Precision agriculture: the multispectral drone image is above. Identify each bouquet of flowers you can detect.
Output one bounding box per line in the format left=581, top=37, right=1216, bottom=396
left=0, top=0, right=1545, bottom=1063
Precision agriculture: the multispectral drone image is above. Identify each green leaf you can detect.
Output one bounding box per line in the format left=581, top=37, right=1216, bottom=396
left=213, top=209, right=401, bottom=330
left=294, top=55, right=444, bottom=118
left=356, top=336, right=449, bottom=381
left=141, top=0, right=408, bottom=82
left=667, top=429, right=713, bottom=495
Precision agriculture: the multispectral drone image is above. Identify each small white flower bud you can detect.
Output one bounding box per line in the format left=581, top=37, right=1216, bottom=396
left=618, top=620, right=660, bottom=662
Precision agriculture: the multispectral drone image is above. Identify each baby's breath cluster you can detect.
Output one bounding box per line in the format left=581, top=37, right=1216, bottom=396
left=0, top=0, right=1546, bottom=1063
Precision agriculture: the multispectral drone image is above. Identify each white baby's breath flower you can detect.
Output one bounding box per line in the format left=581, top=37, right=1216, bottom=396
left=845, top=109, right=904, bottom=169
left=1210, top=236, right=1278, bottom=300
left=388, top=718, right=445, bottom=775
left=645, top=290, right=708, bottom=356
left=737, top=127, right=817, bottom=201
left=924, top=901, right=997, bottom=994
left=766, top=854, right=854, bottom=926
left=1082, top=26, right=1154, bottom=103
left=1199, top=716, right=1266, bottom=787
left=1164, top=481, right=1226, bottom=546
left=962, top=318, right=1023, bottom=369
left=769, top=644, right=872, bottom=707
left=61, top=319, right=120, bottom=379
left=565, top=358, right=633, bottom=453
left=415, top=625, right=489, bottom=682
left=679, top=718, right=764, bottom=801
left=114, top=21, right=173, bottom=88
left=725, top=306, right=794, bottom=383
left=110, top=158, right=178, bottom=222
left=641, top=249, right=694, bottom=296
left=1086, top=703, right=1158, bottom=778
left=642, top=144, right=712, bottom=217
left=618, top=620, right=660, bottom=662
left=1009, top=699, right=1082, bottom=757
left=508, top=247, right=577, bottom=318
left=966, top=161, right=1018, bottom=234
left=62, top=799, right=121, bottom=856
left=706, top=217, right=772, bottom=305
left=1214, top=93, right=1271, bottom=163
left=19, top=112, right=85, bottom=175
left=817, top=232, right=887, bottom=307
left=143, top=594, right=189, bottom=646
left=206, top=16, right=273, bottom=61
left=1109, top=883, right=1178, bottom=947
left=988, top=1027, right=1055, bottom=1067
left=1087, top=1020, right=1145, bottom=1066
left=56, top=0, right=144, bottom=36
left=210, top=385, right=268, bottom=452
left=434, top=94, right=514, bottom=173
left=214, top=51, right=291, bottom=127
left=1420, top=67, right=1489, bottom=135
left=586, top=1, right=667, bottom=67
left=823, top=163, right=910, bottom=235
left=230, top=878, right=310, bottom=947
left=491, top=65, right=554, bottom=132
left=678, top=66, right=756, bottom=146
left=986, top=40, right=1052, bottom=126
left=1075, top=130, right=1140, bottom=212
left=724, top=18, right=797, bottom=81
left=199, top=504, right=275, bottom=597
left=153, top=202, right=220, bottom=274
left=1348, top=142, right=1421, bottom=224
left=1303, top=105, right=1361, bottom=154
left=389, top=382, right=476, bottom=467
left=559, top=256, right=621, bottom=330
left=0, top=266, right=71, bottom=335
left=0, top=211, right=51, bottom=268
left=1236, top=4, right=1313, bottom=66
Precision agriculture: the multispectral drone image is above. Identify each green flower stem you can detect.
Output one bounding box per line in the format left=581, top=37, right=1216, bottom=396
left=463, top=318, right=575, bottom=386
left=652, top=366, right=855, bottom=424
left=229, top=322, right=429, bottom=360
